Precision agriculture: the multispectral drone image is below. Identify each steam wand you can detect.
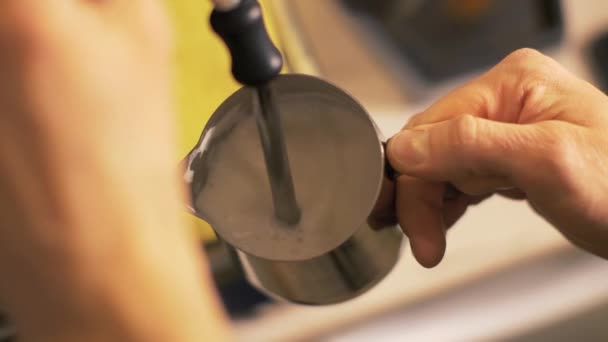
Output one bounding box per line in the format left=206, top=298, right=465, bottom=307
left=210, top=0, right=301, bottom=224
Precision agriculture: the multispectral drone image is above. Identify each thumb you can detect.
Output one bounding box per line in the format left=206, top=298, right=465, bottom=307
left=387, top=114, right=562, bottom=194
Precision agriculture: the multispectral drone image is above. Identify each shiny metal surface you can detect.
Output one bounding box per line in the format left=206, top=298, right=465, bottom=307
left=237, top=220, right=403, bottom=305
left=185, top=74, right=404, bottom=304
left=254, top=84, right=301, bottom=225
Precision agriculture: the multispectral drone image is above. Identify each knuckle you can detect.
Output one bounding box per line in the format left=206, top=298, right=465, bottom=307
left=501, top=48, right=554, bottom=79
left=498, top=49, right=564, bottom=114
left=501, top=48, right=555, bottom=80
left=504, top=48, right=545, bottom=65
left=544, top=138, right=580, bottom=189
left=450, top=114, right=479, bottom=152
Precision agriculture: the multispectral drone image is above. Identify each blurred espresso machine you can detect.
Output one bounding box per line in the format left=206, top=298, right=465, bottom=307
left=342, top=0, right=564, bottom=80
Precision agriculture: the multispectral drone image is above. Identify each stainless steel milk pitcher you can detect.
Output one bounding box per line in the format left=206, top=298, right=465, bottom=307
left=184, top=74, right=404, bottom=305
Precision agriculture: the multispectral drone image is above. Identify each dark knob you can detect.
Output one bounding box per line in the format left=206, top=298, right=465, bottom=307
left=210, top=0, right=284, bottom=86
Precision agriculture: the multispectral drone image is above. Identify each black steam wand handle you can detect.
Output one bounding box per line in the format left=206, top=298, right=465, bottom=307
left=210, top=0, right=283, bottom=86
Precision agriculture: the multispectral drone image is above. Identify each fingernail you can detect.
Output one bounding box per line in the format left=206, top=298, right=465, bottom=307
left=390, top=129, right=430, bottom=167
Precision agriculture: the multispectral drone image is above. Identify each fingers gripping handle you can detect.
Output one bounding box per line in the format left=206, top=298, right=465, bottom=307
left=383, top=141, right=462, bottom=200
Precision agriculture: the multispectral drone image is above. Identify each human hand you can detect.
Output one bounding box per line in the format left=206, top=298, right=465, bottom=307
left=387, top=49, right=608, bottom=268
left=0, top=1, right=227, bottom=341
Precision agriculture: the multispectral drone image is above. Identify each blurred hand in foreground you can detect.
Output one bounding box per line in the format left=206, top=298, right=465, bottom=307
left=0, top=1, right=228, bottom=341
